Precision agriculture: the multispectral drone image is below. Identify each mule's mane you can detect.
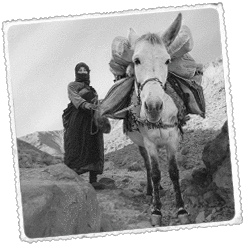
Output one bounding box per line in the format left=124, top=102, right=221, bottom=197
left=137, top=33, right=163, bottom=45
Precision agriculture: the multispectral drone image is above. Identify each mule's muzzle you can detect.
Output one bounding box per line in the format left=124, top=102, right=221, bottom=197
left=144, top=101, right=163, bottom=123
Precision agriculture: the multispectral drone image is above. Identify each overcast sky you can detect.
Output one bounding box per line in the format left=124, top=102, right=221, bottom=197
left=6, top=6, right=222, bottom=137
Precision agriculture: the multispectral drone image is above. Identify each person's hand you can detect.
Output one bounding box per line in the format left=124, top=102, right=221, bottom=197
left=83, top=102, right=98, bottom=111
left=91, top=96, right=98, bottom=104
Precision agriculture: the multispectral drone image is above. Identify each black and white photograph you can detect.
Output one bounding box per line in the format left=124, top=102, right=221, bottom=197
left=1, top=1, right=243, bottom=244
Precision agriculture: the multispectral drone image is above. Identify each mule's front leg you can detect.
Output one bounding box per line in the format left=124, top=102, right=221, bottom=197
left=144, top=142, right=162, bottom=226
left=151, top=158, right=161, bottom=213
left=167, top=146, right=189, bottom=220
left=169, top=155, right=184, bottom=210
left=138, top=146, right=152, bottom=196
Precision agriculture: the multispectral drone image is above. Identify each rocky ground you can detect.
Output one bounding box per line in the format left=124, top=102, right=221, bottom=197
left=18, top=58, right=235, bottom=234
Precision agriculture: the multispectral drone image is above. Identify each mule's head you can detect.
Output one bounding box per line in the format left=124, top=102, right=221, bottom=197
left=128, top=13, right=182, bottom=123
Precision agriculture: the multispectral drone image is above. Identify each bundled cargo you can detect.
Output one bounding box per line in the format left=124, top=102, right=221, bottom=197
left=99, top=76, right=134, bottom=119
left=168, top=25, right=194, bottom=58
left=169, top=53, right=203, bottom=79
left=111, top=36, right=133, bottom=64
left=109, top=36, right=133, bottom=77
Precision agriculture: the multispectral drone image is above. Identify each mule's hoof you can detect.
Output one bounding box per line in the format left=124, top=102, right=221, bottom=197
left=151, top=214, right=162, bottom=226
left=177, top=208, right=190, bottom=225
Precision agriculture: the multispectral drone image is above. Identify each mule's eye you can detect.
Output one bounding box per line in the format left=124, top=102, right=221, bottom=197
left=134, top=58, right=141, bottom=65
left=165, top=59, right=171, bottom=65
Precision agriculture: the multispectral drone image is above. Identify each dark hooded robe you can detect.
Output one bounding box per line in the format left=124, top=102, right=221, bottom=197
left=63, top=62, right=104, bottom=175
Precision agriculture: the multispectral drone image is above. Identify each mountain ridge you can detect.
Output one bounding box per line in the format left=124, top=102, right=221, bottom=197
left=20, top=130, right=64, bottom=156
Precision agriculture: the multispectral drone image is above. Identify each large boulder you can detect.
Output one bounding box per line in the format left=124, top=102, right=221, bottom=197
left=179, top=121, right=234, bottom=223
left=20, top=164, right=101, bottom=238
left=202, top=121, right=230, bottom=174
left=202, top=120, right=234, bottom=205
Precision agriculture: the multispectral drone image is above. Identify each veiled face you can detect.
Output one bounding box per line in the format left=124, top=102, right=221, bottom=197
left=77, top=66, right=89, bottom=74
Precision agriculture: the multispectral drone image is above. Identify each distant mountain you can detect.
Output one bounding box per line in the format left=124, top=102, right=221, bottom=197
left=20, top=130, right=64, bottom=156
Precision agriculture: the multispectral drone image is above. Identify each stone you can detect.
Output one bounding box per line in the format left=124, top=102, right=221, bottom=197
left=202, top=121, right=230, bottom=174
left=202, top=121, right=234, bottom=207
left=203, top=191, right=224, bottom=207
left=205, top=213, right=213, bottom=222
left=140, top=181, right=147, bottom=187
left=19, top=153, right=33, bottom=168
left=98, top=177, right=116, bottom=189
left=176, top=152, right=188, bottom=169
left=181, top=147, right=189, bottom=155
left=181, top=171, right=193, bottom=182
left=213, top=156, right=234, bottom=205
left=189, top=196, right=199, bottom=207
left=100, top=214, right=114, bottom=232
left=136, top=221, right=152, bottom=229
left=122, top=177, right=130, bottom=183
left=195, top=210, right=205, bottom=223
left=121, top=156, right=130, bottom=166
left=128, top=162, right=143, bottom=172
left=104, top=161, right=114, bottom=171
left=178, top=214, right=190, bottom=225
left=20, top=164, right=101, bottom=238
left=192, top=167, right=211, bottom=186
left=184, top=185, right=198, bottom=196
left=213, top=156, right=232, bottom=189
left=120, top=189, right=135, bottom=198
left=203, top=191, right=215, bottom=201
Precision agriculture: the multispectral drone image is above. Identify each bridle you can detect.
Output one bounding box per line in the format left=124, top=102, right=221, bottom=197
left=136, top=77, right=165, bottom=105
left=113, top=76, right=178, bottom=130
left=134, top=77, right=177, bottom=129
left=139, top=77, right=164, bottom=91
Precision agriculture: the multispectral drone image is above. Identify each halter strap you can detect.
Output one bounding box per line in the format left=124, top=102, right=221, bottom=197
left=129, top=78, right=178, bottom=130
left=140, top=77, right=163, bottom=90
left=136, top=77, right=165, bottom=106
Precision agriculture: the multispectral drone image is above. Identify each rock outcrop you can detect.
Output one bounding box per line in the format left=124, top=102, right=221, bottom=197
left=179, top=120, right=234, bottom=224
left=20, top=164, right=101, bottom=238
left=17, top=139, right=63, bottom=168
left=202, top=121, right=234, bottom=205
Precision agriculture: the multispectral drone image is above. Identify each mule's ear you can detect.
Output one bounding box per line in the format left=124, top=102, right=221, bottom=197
left=161, top=13, right=182, bottom=48
left=128, top=28, right=140, bottom=48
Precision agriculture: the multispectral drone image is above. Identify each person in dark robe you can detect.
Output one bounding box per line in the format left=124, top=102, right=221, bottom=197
left=63, top=62, right=105, bottom=190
